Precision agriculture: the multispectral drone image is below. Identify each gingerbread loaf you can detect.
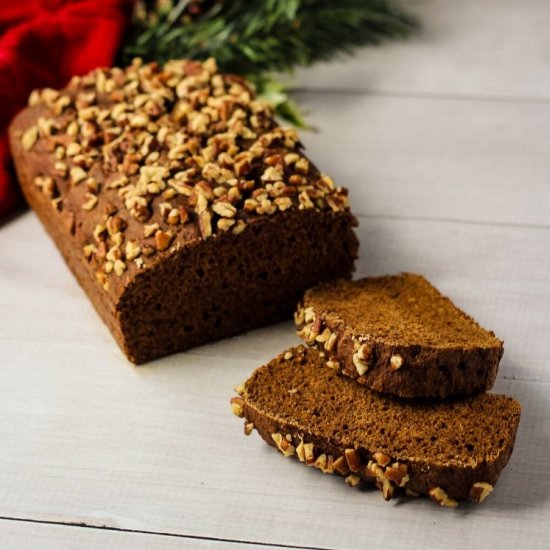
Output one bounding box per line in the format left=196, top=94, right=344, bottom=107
left=9, top=58, right=358, bottom=363
left=231, top=345, right=521, bottom=506
left=295, top=274, right=503, bottom=398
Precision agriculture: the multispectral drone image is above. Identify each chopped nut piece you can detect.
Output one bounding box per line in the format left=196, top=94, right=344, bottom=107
left=82, top=193, right=98, bottom=211
left=125, top=240, right=141, bottom=261
left=54, top=161, right=68, bottom=177
left=144, top=223, right=159, bottom=238
left=288, top=174, right=304, bottom=186
left=199, top=211, right=212, bottom=239
left=107, top=174, right=128, bottom=188
left=232, top=220, right=246, bottom=235
left=315, top=328, right=332, bottom=344
left=113, top=259, right=126, bottom=276
left=326, top=360, right=340, bottom=370
left=83, top=244, right=97, bottom=258
left=352, top=350, right=369, bottom=376
left=244, top=422, right=254, bottom=436
left=271, top=433, right=295, bottom=457
left=373, top=452, right=391, bottom=467
left=296, top=440, right=306, bottom=462
left=154, top=230, right=173, bottom=251
left=230, top=397, right=245, bottom=417
left=298, top=190, right=314, bottom=209
left=325, top=332, right=337, bottom=352
left=295, top=157, right=309, bottom=173
left=233, top=384, right=245, bottom=396
left=217, top=218, right=235, bottom=232
left=212, top=201, right=237, bottom=218
left=21, top=126, right=38, bottom=151
left=167, top=208, right=180, bottom=225
left=284, top=153, right=299, bottom=165
left=293, top=306, right=305, bottom=326
left=313, top=453, right=328, bottom=470
left=384, top=463, right=410, bottom=487
left=378, top=476, right=394, bottom=501
left=66, top=143, right=82, bottom=157
left=304, top=307, right=315, bottom=324
left=429, top=487, right=458, bottom=508
left=28, top=90, right=41, bottom=106
left=283, top=351, right=294, bottom=360
left=106, top=215, right=126, bottom=236
left=70, top=166, right=87, bottom=185
left=261, top=166, right=283, bottom=182
left=333, top=456, right=350, bottom=476
left=345, top=474, right=361, bottom=487
left=344, top=448, right=361, bottom=473
left=390, top=354, right=404, bottom=370
left=469, top=482, right=493, bottom=503
left=303, top=442, right=315, bottom=465
left=274, top=196, right=293, bottom=211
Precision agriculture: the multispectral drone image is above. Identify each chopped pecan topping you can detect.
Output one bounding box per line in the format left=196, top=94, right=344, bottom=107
left=244, top=422, right=254, bottom=436
left=230, top=396, right=245, bottom=418
left=21, top=125, right=38, bottom=151
left=271, top=433, right=295, bottom=457
left=373, top=452, right=391, bottom=467
left=344, top=448, right=361, bottom=473
left=429, top=487, right=458, bottom=508
left=26, top=58, right=351, bottom=289
left=333, top=456, right=350, bottom=476
left=345, top=474, right=361, bottom=487
left=469, top=482, right=493, bottom=503
left=390, top=354, right=404, bottom=370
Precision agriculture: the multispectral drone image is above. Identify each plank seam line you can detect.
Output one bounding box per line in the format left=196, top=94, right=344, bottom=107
left=354, top=212, right=550, bottom=231
left=0, top=515, right=333, bottom=550
left=501, top=375, right=550, bottom=384
left=291, top=86, right=550, bottom=107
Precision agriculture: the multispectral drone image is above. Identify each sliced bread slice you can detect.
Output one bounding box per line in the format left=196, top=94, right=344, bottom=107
left=295, top=274, right=503, bottom=398
left=231, top=345, right=521, bottom=506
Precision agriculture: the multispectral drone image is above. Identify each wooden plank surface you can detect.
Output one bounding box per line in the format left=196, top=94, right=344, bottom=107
left=1, top=0, right=549, bottom=547
left=1, top=216, right=549, bottom=550
left=294, top=92, right=550, bottom=227
left=294, top=0, right=550, bottom=100
left=0, top=519, right=291, bottom=550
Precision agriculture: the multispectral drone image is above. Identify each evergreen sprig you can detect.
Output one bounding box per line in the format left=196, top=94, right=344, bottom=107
left=119, top=0, right=417, bottom=124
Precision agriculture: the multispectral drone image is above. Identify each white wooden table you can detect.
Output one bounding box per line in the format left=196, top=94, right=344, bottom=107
left=1, top=1, right=549, bottom=548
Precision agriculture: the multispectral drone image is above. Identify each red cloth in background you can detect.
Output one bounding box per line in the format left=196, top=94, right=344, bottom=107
left=0, top=0, right=133, bottom=218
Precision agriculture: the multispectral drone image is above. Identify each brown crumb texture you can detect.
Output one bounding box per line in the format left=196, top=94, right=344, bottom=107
left=239, top=346, right=521, bottom=503
left=296, top=274, right=503, bottom=398
left=9, top=58, right=358, bottom=363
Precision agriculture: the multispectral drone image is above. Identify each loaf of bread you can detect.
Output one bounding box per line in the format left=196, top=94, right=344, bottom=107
left=231, top=345, right=521, bottom=506
left=295, top=274, right=503, bottom=398
left=9, top=58, right=358, bottom=363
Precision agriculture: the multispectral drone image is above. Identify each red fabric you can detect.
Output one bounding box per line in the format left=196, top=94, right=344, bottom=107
left=0, top=0, right=133, bottom=217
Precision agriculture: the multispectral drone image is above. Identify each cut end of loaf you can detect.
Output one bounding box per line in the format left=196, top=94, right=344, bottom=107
left=296, top=274, right=504, bottom=398
left=233, top=345, right=521, bottom=505
left=8, top=57, right=359, bottom=363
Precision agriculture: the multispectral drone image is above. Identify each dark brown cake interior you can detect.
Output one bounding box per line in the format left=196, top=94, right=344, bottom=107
left=245, top=346, right=521, bottom=468
left=306, top=274, right=501, bottom=349
left=119, top=210, right=356, bottom=363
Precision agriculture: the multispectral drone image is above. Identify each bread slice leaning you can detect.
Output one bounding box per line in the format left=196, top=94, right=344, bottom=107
left=295, top=274, right=503, bottom=398
left=231, top=346, right=521, bottom=506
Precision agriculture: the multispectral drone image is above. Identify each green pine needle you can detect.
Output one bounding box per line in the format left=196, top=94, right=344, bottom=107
left=119, top=0, right=418, bottom=125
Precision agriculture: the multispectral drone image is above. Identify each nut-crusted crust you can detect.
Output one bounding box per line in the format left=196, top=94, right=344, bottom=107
left=233, top=346, right=521, bottom=505
left=9, top=59, right=358, bottom=363
left=295, top=275, right=503, bottom=398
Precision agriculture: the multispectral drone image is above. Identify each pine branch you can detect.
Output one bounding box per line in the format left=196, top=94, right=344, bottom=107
left=118, top=0, right=418, bottom=125
left=120, top=0, right=417, bottom=73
